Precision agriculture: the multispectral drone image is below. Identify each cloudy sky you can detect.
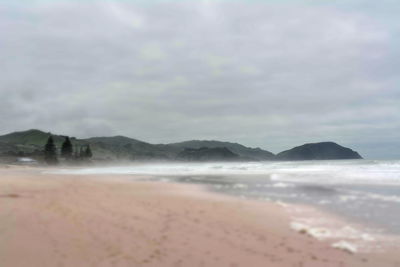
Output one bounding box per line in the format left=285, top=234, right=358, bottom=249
left=1, top=0, right=399, bottom=159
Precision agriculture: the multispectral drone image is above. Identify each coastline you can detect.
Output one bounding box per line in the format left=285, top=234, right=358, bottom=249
left=0, top=165, right=399, bottom=266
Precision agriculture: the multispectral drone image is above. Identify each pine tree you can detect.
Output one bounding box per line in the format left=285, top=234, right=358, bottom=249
left=44, top=136, right=58, bottom=165
left=84, top=145, right=93, bottom=158
left=61, top=136, right=73, bottom=159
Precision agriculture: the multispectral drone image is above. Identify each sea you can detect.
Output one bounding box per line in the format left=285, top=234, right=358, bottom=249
left=58, top=159, right=400, bottom=251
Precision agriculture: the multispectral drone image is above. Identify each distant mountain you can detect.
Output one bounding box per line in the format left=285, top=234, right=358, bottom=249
left=275, top=142, right=363, bottom=160
left=85, top=136, right=145, bottom=147
left=169, top=140, right=274, bottom=161
left=0, top=129, right=363, bottom=162
left=82, top=136, right=172, bottom=160
left=0, top=129, right=53, bottom=146
left=177, top=147, right=239, bottom=161
left=0, top=129, right=71, bottom=154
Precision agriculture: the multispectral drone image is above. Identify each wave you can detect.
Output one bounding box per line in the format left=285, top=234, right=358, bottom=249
left=55, top=159, right=400, bottom=185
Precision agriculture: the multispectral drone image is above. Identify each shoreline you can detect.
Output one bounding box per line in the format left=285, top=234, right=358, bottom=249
left=53, top=168, right=400, bottom=252
left=65, top=170, right=400, bottom=254
left=0, top=165, right=399, bottom=266
left=50, top=166, right=400, bottom=243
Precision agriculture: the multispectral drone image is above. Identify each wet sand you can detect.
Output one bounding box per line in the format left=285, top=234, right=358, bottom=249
left=0, top=165, right=399, bottom=267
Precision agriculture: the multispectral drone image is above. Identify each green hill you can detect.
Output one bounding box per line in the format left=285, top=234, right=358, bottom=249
left=82, top=136, right=172, bottom=160
left=0, top=129, right=72, bottom=155
left=169, top=140, right=275, bottom=160
left=0, top=129, right=79, bottom=147
left=0, top=129, right=52, bottom=146
left=176, top=147, right=240, bottom=161
left=275, top=142, right=363, bottom=160
left=0, top=130, right=363, bottom=162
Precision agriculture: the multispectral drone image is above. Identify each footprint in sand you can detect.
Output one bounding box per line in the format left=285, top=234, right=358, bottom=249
left=0, top=193, right=20, bottom=198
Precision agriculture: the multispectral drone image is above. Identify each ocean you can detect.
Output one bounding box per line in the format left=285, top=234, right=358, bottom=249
left=58, top=159, right=400, bottom=250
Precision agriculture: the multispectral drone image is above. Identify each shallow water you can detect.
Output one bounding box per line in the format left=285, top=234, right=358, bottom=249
left=58, top=160, right=400, bottom=235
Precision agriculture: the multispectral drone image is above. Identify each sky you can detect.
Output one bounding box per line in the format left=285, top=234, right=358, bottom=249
left=0, top=0, right=399, bottom=159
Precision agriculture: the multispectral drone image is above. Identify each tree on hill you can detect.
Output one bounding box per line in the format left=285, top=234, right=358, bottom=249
left=61, top=136, right=73, bottom=159
left=71, top=145, right=92, bottom=162
left=44, top=136, right=58, bottom=165
left=84, top=145, right=93, bottom=159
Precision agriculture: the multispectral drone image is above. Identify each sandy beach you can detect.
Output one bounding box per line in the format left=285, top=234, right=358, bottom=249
left=0, top=165, right=399, bottom=267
